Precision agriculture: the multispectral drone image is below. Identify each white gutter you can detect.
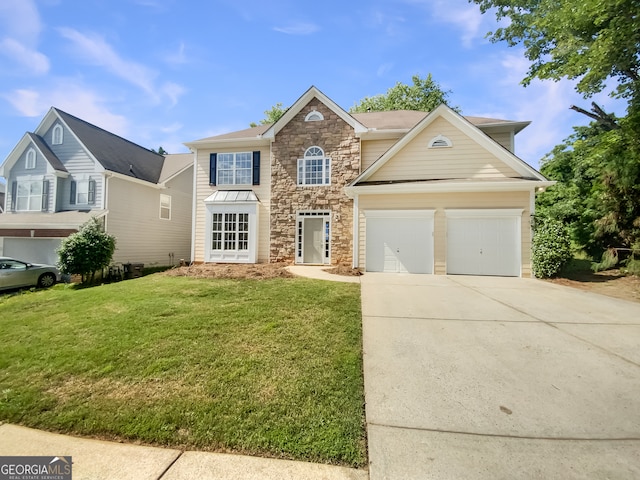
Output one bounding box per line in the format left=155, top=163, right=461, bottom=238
left=344, top=180, right=556, bottom=198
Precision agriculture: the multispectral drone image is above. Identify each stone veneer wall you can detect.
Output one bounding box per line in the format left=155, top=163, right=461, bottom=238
left=270, top=99, right=360, bottom=264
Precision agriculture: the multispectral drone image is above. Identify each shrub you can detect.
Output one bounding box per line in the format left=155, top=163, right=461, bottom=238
left=58, top=217, right=116, bottom=283
left=532, top=217, right=573, bottom=278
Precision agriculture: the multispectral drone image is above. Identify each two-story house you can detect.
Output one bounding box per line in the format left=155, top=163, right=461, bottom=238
left=186, top=86, right=552, bottom=277
left=0, top=108, right=193, bottom=266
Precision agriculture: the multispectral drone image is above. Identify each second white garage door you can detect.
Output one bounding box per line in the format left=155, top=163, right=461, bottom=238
left=365, top=210, right=434, bottom=274
left=446, top=209, right=522, bottom=277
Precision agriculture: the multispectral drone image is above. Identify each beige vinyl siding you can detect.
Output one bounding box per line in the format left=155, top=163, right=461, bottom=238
left=106, top=172, right=192, bottom=265
left=193, top=146, right=271, bottom=263
left=356, top=190, right=533, bottom=277
left=369, top=117, right=521, bottom=182
left=485, top=131, right=513, bottom=152
left=361, top=138, right=397, bottom=171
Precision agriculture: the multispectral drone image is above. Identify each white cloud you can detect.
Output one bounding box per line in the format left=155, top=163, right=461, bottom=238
left=0, top=38, right=50, bottom=75
left=58, top=28, right=158, bottom=96
left=0, top=0, right=42, bottom=45
left=400, top=0, right=485, bottom=48
left=162, top=82, right=186, bottom=107
left=377, top=63, right=394, bottom=77
left=3, top=82, right=129, bottom=137
left=164, top=42, right=188, bottom=67
left=273, top=22, right=320, bottom=35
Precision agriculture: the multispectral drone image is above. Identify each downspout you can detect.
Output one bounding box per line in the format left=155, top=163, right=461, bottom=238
left=103, top=173, right=111, bottom=232
left=189, top=148, right=197, bottom=264
left=352, top=194, right=359, bottom=269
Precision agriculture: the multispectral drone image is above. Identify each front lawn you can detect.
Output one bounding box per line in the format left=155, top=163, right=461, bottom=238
left=0, top=275, right=366, bottom=467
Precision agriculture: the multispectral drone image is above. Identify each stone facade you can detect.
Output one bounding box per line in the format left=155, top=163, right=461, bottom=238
left=270, top=99, right=360, bottom=264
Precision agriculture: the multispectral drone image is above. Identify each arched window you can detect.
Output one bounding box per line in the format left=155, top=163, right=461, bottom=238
left=25, top=148, right=36, bottom=169
left=52, top=124, right=63, bottom=145
left=298, top=146, right=331, bottom=185
left=305, top=110, right=324, bottom=122
left=429, top=135, right=452, bottom=148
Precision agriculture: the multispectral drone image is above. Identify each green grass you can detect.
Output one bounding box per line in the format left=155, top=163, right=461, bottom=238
left=0, top=275, right=366, bottom=467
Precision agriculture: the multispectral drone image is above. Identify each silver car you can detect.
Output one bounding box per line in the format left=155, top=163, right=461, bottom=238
left=0, top=257, right=61, bottom=291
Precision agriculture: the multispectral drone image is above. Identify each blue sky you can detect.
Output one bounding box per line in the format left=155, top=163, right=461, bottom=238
left=0, top=0, right=627, bottom=178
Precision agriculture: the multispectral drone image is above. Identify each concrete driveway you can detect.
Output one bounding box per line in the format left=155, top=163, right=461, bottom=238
left=361, top=274, right=640, bottom=479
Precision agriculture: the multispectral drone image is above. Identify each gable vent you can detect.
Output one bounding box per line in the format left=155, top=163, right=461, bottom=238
left=429, top=135, right=452, bottom=148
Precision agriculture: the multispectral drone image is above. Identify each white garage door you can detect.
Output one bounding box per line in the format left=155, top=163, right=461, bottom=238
left=365, top=210, right=434, bottom=274
left=3, top=238, right=62, bottom=265
left=446, top=209, right=522, bottom=277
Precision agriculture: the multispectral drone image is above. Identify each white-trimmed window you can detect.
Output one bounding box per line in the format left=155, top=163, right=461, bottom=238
left=16, top=180, right=42, bottom=211
left=305, top=110, right=324, bottom=122
left=217, top=152, right=252, bottom=185
left=70, top=178, right=96, bottom=205
left=297, top=146, right=331, bottom=186
left=160, top=194, right=171, bottom=220
left=429, top=135, right=452, bottom=148
left=52, top=125, right=63, bottom=145
left=25, top=149, right=36, bottom=169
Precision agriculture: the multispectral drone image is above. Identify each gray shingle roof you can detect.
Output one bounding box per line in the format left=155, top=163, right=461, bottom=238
left=27, top=133, right=67, bottom=173
left=55, top=109, right=165, bottom=184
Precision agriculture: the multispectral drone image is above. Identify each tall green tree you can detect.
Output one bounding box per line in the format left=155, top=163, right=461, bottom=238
left=349, top=74, right=458, bottom=113
left=473, top=0, right=640, bottom=264
left=57, top=217, right=116, bottom=284
left=471, top=0, right=640, bottom=101
left=250, top=102, right=286, bottom=127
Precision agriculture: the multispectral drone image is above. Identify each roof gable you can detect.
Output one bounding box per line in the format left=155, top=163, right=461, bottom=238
left=0, top=131, right=69, bottom=177
left=353, top=104, right=547, bottom=185
left=53, top=109, right=165, bottom=184
left=262, top=86, right=368, bottom=139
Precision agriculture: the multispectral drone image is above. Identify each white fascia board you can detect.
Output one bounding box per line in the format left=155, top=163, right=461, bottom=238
left=183, top=137, right=270, bottom=150
left=262, top=86, right=367, bottom=140
left=357, top=129, right=409, bottom=140
left=344, top=179, right=556, bottom=198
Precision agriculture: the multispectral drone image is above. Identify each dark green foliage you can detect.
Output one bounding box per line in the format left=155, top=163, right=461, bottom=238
left=350, top=74, right=459, bottom=113
left=532, top=217, right=573, bottom=278
left=57, top=217, right=116, bottom=283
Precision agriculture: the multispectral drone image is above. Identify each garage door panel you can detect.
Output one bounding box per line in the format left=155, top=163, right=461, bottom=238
left=446, top=213, right=520, bottom=277
left=366, top=212, right=434, bottom=274
left=3, top=238, right=62, bottom=265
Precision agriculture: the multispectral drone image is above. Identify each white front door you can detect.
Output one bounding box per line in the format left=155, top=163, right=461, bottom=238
left=297, top=212, right=330, bottom=265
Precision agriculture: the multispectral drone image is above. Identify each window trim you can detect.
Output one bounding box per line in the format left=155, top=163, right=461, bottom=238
left=160, top=194, right=171, bottom=220
left=305, top=110, right=324, bottom=122
left=52, top=125, right=63, bottom=145
left=25, top=149, right=36, bottom=170
left=15, top=179, right=43, bottom=212
left=297, top=146, right=331, bottom=186
left=205, top=203, right=258, bottom=263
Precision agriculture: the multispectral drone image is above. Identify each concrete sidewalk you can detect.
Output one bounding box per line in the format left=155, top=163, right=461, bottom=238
left=361, top=273, right=640, bottom=479
left=0, top=424, right=368, bottom=480
left=286, top=265, right=361, bottom=283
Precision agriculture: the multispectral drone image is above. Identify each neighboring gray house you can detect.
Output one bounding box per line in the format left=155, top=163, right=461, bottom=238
left=0, top=108, right=193, bottom=266
left=0, top=183, right=5, bottom=214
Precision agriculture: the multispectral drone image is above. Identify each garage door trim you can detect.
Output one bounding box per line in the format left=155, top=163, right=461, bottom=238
left=445, top=209, right=523, bottom=277
left=364, top=209, right=435, bottom=274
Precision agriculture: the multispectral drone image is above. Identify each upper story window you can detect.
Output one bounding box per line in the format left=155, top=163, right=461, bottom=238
left=15, top=180, right=43, bottom=211
left=297, top=146, right=331, bottom=186
left=160, top=194, right=171, bottom=220
left=70, top=178, right=96, bottom=206
left=52, top=125, right=64, bottom=145
left=305, top=110, right=324, bottom=122
left=429, top=135, right=452, bottom=148
left=25, top=149, right=36, bottom=169
left=209, top=151, right=260, bottom=186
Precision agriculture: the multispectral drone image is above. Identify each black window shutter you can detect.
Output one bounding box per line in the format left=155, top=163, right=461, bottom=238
left=252, top=151, right=260, bottom=185
left=209, top=153, right=217, bottom=185
left=70, top=181, right=76, bottom=205
left=88, top=179, right=96, bottom=204
left=10, top=181, right=17, bottom=211
left=41, top=180, right=50, bottom=212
